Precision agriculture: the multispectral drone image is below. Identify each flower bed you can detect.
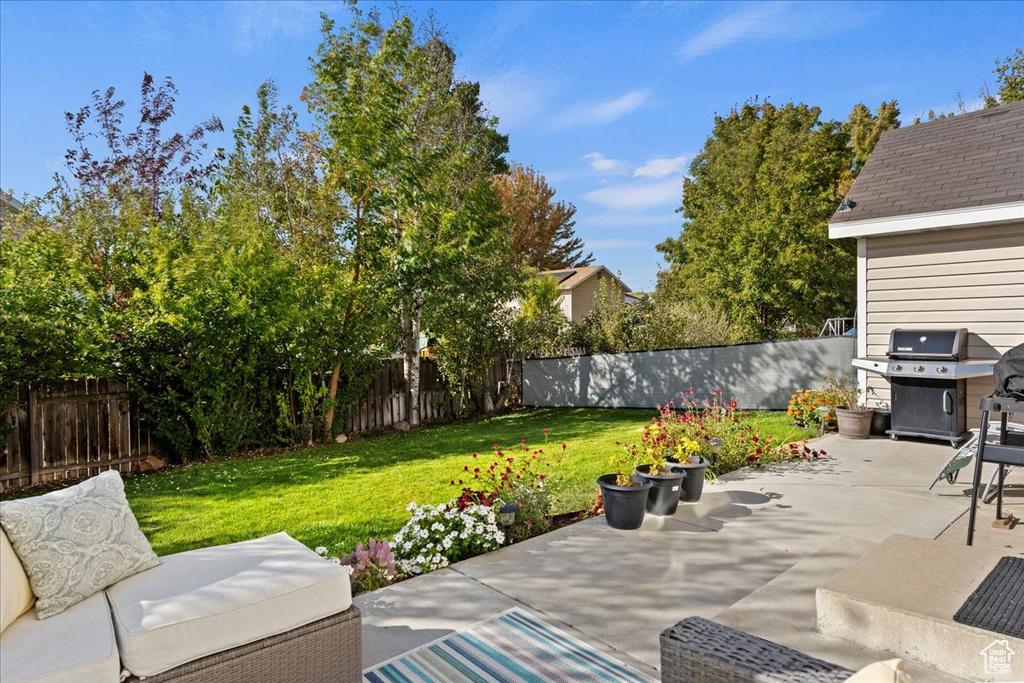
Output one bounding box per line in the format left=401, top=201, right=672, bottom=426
left=624, top=391, right=826, bottom=478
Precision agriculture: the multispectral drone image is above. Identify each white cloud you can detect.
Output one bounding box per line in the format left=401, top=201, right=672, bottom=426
left=583, top=152, right=629, bottom=175
left=583, top=178, right=681, bottom=210
left=479, top=69, right=559, bottom=130
left=577, top=212, right=679, bottom=229
left=552, top=89, right=651, bottom=129
left=223, top=1, right=326, bottom=53
left=634, top=154, right=692, bottom=178
left=679, top=1, right=876, bottom=60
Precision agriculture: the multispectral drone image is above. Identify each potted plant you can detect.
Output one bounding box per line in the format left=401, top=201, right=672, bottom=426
left=633, top=435, right=686, bottom=516
left=596, top=450, right=652, bottom=530
left=828, top=374, right=874, bottom=439
left=866, top=389, right=891, bottom=436
left=661, top=435, right=711, bottom=502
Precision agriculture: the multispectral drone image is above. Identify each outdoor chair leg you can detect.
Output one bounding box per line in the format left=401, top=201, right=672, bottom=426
left=996, top=464, right=1006, bottom=520
left=967, top=409, right=991, bottom=546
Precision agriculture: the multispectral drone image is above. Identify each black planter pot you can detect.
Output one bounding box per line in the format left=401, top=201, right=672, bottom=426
left=597, top=474, right=652, bottom=530
left=634, top=465, right=686, bottom=516
left=669, top=459, right=709, bottom=502
left=870, top=411, right=891, bottom=436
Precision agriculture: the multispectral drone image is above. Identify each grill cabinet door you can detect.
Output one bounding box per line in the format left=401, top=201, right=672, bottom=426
left=890, top=379, right=965, bottom=438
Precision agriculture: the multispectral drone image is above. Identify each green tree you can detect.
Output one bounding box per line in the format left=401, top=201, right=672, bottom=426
left=656, top=101, right=856, bottom=340
left=514, top=272, right=570, bottom=355
left=494, top=164, right=593, bottom=270
left=216, top=81, right=374, bottom=443
left=985, top=48, right=1024, bottom=107
left=307, top=8, right=511, bottom=426
left=845, top=101, right=900, bottom=176
left=0, top=211, right=105, bottom=408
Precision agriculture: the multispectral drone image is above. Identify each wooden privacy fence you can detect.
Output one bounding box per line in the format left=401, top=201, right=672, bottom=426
left=1, top=380, right=156, bottom=490
left=1, top=356, right=515, bottom=489
left=340, top=355, right=515, bottom=433
left=341, top=358, right=452, bottom=433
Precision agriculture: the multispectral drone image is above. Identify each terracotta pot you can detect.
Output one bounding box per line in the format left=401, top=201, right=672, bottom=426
left=836, top=407, right=875, bottom=439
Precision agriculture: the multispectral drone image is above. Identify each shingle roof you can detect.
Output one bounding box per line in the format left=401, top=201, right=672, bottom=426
left=539, top=266, right=630, bottom=292
left=830, top=101, right=1024, bottom=225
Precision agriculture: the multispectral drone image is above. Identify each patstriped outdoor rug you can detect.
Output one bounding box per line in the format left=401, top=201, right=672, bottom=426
left=363, top=608, right=654, bottom=682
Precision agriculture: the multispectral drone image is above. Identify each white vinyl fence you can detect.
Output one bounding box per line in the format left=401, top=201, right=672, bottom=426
left=522, top=337, right=856, bottom=410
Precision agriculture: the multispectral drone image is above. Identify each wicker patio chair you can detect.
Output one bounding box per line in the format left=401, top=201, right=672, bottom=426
left=124, top=606, right=362, bottom=683
left=661, top=616, right=854, bottom=683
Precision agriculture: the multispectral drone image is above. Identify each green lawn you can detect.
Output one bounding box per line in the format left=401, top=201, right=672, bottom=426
left=13, top=408, right=816, bottom=557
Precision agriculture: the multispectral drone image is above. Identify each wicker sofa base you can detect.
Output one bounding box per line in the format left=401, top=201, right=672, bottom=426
left=661, top=617, right=854, bottom=683
left=125, top=605, right=362, bottom=683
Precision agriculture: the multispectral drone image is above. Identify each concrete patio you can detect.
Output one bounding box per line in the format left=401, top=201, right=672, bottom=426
left=355, top=434, right=1024, bottom=681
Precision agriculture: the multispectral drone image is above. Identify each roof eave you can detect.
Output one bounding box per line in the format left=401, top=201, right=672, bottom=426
left=566, top=266, right=632, bottom=293
left=828, top=200, right=1024, bottom=239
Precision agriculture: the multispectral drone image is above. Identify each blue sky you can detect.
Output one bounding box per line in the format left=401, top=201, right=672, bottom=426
left=1, top=1, right=1021, bottom=290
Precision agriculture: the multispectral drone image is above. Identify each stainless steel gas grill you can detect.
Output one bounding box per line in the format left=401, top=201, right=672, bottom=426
left=852, top=328, right=998, bottom=446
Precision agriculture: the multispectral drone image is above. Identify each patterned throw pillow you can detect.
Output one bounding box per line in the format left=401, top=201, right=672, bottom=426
left=0, top=470, right=160, bottom=619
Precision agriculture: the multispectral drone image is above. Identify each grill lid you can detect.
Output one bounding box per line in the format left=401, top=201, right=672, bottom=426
left=886, top=328, right=969, bottom=360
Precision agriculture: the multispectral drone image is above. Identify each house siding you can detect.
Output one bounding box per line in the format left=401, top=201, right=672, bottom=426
left=568, top=273, right=626, bottom=323
left=862, top=222, right=1024, bottom=424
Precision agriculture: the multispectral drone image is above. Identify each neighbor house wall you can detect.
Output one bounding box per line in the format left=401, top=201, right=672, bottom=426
left=567, top=272, right=625, bottom=323
left=862, top=222, right=1024, bottom=424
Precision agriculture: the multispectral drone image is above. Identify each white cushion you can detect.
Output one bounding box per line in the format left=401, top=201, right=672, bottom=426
left=0, top=592, right=120, bottom=683
left=1, top=528, right=35, bottom=632
left=105, top=532, right=352, bottom=678
left=846, top=658, right=912, bottom=682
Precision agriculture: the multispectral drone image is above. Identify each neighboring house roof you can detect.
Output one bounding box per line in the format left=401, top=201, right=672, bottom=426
left=540, top=266, right=631, bottom=293
left=829, top=101, right=1024, bottom=239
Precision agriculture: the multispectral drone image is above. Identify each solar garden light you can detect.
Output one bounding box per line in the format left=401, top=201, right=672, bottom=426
left=708, top=438, right=724, bottom=467
left=498, top=503, right=519, bottom=545
left=817, top=406, right=833, bottom=435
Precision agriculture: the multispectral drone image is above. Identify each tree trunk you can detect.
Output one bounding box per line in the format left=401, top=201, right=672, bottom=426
left=402, top=298, right=423, bottom=426
left=324, top=362, right=342, bottom=438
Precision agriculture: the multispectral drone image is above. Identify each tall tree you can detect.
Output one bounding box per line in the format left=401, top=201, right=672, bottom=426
left=984, top=48, right=1024, bottom=107
left=307, top=8, right=511, bottom=426
left=216, top=81, right=364, bottom=442
left=656, top=101, right=856, bottom=340
left=63, top=73, right=223, bottom=214
left=494, top=164, right=593, bottom=270
left=845, top=100, right=900, bottom=175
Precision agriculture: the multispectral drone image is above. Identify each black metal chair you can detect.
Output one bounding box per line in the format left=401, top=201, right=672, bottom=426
left=967, top=395, right=1024, bottom=545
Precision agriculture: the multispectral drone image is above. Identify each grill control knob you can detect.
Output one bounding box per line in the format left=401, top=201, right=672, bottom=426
left=937, top=366, right=948, bottom=374
left=915, top=365, right=925, bottom=373
left=893, top=364, right=903, bottom=373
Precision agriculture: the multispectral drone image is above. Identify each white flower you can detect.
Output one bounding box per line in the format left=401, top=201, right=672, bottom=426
left=314, top=546, right=328, bottom=556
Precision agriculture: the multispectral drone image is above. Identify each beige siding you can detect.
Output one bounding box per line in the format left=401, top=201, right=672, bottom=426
left=555, top=294, right=572, bottom=321
left=863, top=222, right=1024, bottom=424
left=568, top=273, right=627, bottom=323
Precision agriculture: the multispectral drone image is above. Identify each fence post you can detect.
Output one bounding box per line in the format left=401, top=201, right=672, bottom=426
left=27, top=387, right=41, bottom=485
